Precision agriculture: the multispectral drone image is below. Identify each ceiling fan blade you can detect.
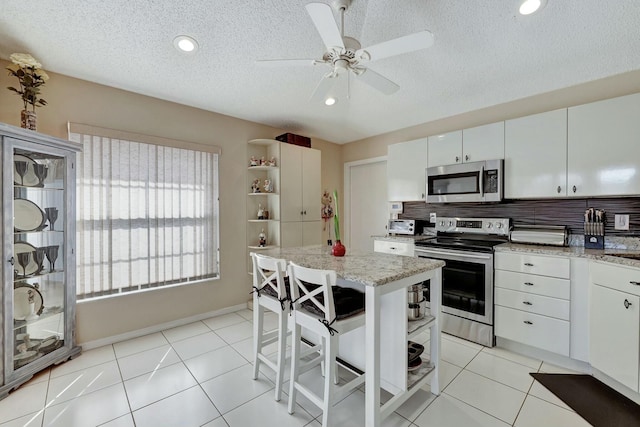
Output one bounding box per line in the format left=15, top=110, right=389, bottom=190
left=305, top=3, right=345, bottom=50
left=354, top=68, right=400, bottom=95
left=255, top=59, right=321, bottom=67
left=309, top=73, right=339, bottom=103
left=356, top=30, right=434, bottom=62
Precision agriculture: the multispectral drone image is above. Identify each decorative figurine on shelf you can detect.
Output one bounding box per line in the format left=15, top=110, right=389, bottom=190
left=260, top=156, right=266, bottom=166
left=267, top=157, right=277, bottom=167
left=321, top=190, right=334, bottom=231
left=257, top=203, right=265, bottom=220
left=251, top=178, right=261, bottom=193
left=264, top=179, right=274, bottom=193
left=249, top=156, right=259, bottom=167
left=259, top=229, right=267, bottom=247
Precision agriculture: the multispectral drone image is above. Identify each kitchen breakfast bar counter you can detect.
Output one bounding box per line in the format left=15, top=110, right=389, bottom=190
left=260, top=246, right=445, bottom=427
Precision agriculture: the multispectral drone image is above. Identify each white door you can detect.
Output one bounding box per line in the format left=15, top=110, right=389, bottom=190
left=346, top=159, right=388, bottom=253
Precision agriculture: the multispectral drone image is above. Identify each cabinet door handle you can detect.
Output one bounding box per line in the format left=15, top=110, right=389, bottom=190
left=455, top=156, right=460, bottom=163
left=390, top=247, right=397, bottom=250
left=557, top=186, right=561, bottom=193
left=524, top=282, right=534, bottom=286
left=573, top=185, right=577, bottom=193
left=8, top=257, right=15, bottom=266
left=523, top=320, right=533, bottom=325
left=524, top=263, right=534, bottom=267
left=630, top=281, right=640, bottom=286
left=624, top=299, right=632, bottom=309
left=522, top=301, right=532, bottom=306
left=465, top=155, right=470, bottom=161
left=303, top=210, right=307, bottom=215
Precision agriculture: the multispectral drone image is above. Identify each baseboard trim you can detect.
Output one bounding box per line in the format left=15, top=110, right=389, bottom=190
left=79, top=303, right=247, bottom=350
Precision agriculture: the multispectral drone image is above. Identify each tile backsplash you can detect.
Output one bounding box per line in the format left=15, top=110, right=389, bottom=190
left=401, top=197, right=640, bottom=236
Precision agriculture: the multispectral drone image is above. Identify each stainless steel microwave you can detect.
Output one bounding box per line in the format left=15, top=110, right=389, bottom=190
left=426, top=159, right=503, bottom=203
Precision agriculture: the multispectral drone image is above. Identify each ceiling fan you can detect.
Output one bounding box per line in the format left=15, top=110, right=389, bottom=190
left=257, top=0, right=434, bottom=103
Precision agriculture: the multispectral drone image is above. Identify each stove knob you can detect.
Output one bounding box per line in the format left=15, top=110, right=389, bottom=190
left=448, top=221, right=455, bottom=227
left=496, top=223, right=503, bottom=229
left=486, top=222, right=493, bottom=229
left=439, top=220, right=445, bottom=226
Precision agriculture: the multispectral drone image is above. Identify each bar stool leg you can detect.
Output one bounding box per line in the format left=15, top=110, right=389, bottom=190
left=288, top=322, right=302, bottom=415
left=274, top=309, right=287, bottom=401
left=252, top=298, right=264, bottom=380
left=321, top=335, right=337, bottom=427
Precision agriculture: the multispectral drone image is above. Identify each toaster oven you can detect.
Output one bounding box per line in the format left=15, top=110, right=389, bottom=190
left=388, top=219, right=420, bottom=235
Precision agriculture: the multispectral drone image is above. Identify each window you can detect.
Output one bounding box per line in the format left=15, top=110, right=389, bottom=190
left=69, top=124, right=220, bottom=300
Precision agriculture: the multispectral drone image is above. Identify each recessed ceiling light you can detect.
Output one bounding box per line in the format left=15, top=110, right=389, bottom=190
left=325, top=97, right=337, bottom=106
left=173, top=35, right=199, bottom=53
left=519, top=0, right=547, bottom=15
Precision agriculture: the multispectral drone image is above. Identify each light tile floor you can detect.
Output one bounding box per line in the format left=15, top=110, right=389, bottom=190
left=0, top=309, right=593, bottom=427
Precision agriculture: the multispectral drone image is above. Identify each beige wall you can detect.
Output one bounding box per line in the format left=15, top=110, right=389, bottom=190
left=1, top=59, right=342, bottom=344
left=343, top=70, right=640, bottom=163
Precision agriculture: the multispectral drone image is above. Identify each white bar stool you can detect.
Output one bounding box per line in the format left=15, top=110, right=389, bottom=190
left=250, top=252, right=290, bottom=401
left=287, top=262, right=366, bottom=427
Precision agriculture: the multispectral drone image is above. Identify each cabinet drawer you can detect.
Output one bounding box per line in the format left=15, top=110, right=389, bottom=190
left=495, top=306, right=570, bottom=356
left=374, top=240, right=414, bottom=257
left=494, top=270, right=570, bottom=299
left=495, top=288, right=570, bottom=320
left=591, top=261, right=640, bottom=296
left=495, top=252, right=570, bottom=279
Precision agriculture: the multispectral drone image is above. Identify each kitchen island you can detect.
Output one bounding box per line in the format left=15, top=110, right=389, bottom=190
left=260, top=245, right=444, bottom=427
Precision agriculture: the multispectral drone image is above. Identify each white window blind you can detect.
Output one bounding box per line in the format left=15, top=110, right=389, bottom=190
left=69, top=124, right=220, bottom=299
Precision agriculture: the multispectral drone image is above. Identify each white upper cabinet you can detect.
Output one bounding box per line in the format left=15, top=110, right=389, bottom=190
left=280, top=143, right=321, bottom=222
left=568, top=92, right=640, bottom=197
left=462, top=122, right=505, bottom=163
left=427, top=122, right=504, bottom=168
left=505, top=109, right=568, bottom=198
left=427, top=130, right=462, bottom=167
left=387, top=138, right=428, bottom=201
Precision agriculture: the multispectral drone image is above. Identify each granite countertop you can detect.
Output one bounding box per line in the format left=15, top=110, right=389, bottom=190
left=496, top=242, right=640, bottom=269
left=259, top=245, right=444, bottom=287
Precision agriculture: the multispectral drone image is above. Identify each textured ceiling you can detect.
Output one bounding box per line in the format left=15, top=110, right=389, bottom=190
left=1, top=1, right=639, bottom=144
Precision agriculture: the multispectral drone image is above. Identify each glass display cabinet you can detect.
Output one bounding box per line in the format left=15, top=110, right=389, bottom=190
left=1, top=123, right=82, bottom=399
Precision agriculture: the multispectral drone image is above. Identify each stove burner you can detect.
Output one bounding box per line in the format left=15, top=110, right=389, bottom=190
left=415, top=237, right=504, bottom=253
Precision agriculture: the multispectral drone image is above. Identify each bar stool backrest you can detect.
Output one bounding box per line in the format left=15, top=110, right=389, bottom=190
left=251, top=253, right=288, bottom=301
left=287, top=262, right=337, bottom=322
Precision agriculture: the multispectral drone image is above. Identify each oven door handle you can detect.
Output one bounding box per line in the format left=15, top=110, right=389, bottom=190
left=416, top=248, right=493, bottom=260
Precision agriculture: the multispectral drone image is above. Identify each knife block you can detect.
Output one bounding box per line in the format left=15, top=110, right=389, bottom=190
left=584, top=222, right=605, bottom=249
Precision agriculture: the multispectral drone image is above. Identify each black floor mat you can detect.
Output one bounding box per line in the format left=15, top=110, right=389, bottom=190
left=530, top=373, right=640, bottom=427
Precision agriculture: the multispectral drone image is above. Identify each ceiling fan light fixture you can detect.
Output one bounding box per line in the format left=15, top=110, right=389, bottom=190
left=325, top=97, right=337, bottom=106
left=519, top=0, right=547, bottom=15
left=173, top=35, right=199, bottom=53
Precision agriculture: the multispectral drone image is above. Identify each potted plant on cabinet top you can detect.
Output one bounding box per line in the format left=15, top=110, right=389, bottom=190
left=6, top=53, right=49, bottom=130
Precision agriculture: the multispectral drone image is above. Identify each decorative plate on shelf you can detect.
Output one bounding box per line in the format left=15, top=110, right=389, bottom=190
left=14, top=154, right=40, bottom=187
left=14, top=283, right=44, bottom=320
left=39, top=336, right=62, bottom=354
left=14, top=241, right=41, bottom=276
left=14, top=198, right=46, bottom=232
left=14, top=350, right=39, bottom=368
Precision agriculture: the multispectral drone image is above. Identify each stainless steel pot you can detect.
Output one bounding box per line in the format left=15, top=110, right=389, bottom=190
left=408, top=300, right=426, bottom=320
left=408, top=290, right=422, bottom=304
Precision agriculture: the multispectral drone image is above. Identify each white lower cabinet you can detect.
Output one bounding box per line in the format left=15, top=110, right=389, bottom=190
left=495, top=252, right=571, bottom=357
left=590, top=262, right=640, bottom=392
left=495, top=306, right=570, bottom=356
left=373, top=239, right=414, bottom=257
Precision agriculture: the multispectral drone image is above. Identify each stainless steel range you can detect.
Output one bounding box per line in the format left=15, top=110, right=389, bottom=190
left=414, top=217, right=511, bottom=347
